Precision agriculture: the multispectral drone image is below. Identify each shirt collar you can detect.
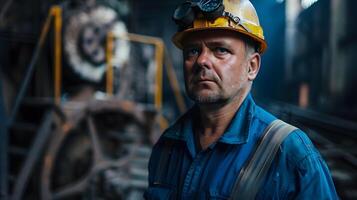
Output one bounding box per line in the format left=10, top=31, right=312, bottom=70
left=162, top=94, right=256, bottom=146
left=218, top=94, right=255, bottom=144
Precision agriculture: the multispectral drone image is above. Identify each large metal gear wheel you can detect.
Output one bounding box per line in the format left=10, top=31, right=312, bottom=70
left=63, top=4, right=130, bottom=82
left=40, top=100, right=158, bottom=199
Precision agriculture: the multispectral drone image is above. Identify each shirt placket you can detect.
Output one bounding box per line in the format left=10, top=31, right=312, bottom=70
left=182, top=151, right=206, bottom=198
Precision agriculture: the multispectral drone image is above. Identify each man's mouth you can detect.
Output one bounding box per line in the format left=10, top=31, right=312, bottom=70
left=191, top=70, right=218, bottom=84
left=193, top=75, right=217, bottom=83
left=197, top=78, right=215, bottom=82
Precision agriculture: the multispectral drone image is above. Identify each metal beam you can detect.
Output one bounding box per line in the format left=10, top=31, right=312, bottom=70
left=0, top=70, right=8, bottom=200
left=12, top=111, right=57, bottom=200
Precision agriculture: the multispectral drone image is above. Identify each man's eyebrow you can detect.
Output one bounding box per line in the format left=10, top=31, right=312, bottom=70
left=183, top=41, right=232, bottom=49
left=182, top=42, right=200, bottom=49
left=205, top=41, right=231, bottom=47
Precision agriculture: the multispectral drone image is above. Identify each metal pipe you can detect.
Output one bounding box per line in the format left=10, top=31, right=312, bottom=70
left=8, top=5, right=54, bottom=125
left=106, top=32, right=114, bottom=96
left=0, top=71, right=8, bottom=200
left=284, top=0, right=301, bottom=82
left=154, top=40, right=164, bottom=111
left=163, top=46, right=187, bottom=114
left=124, top=33, right=163, bottom=45
left=12, top=111, right=57, bottom=200
left=52, top=6, right=63, bottom=105
left=3, top=6, right=59, bottom=199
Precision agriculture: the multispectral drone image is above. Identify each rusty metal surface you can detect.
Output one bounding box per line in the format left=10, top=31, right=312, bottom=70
left=40, top=98, right=159, bottom=199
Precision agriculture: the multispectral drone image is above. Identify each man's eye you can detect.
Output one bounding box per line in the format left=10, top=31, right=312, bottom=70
left=215, top=47, right=229, bottom=54
left=184, top=48, right=200, bottom=57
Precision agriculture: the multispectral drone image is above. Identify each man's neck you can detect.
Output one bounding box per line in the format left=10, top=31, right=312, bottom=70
left=195, top=91, right=249, bottom=150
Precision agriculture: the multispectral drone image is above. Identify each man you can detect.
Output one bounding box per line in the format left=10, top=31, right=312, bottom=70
left=145, top=0, right=338, bottom=199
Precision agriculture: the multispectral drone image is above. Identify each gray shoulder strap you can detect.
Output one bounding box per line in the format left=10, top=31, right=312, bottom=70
left=230, top=119, right=298, bottom=200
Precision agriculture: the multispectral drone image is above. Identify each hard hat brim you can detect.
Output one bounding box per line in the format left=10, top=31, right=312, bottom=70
left=172, top=26, right=267, bottom=54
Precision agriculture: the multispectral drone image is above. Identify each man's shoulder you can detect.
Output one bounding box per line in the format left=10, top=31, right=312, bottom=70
left=279, top=126, right=320, bottom=167
left=252, top=104, right=319, bottom=165
left=252, top=104, right=277, bottom=127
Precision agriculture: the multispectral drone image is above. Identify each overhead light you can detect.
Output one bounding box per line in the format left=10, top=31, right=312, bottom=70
left=301, top=0, right=319, bottom=9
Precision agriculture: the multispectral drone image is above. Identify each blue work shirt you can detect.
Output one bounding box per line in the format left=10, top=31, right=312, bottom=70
left=145, top=94, right=338, bottom=199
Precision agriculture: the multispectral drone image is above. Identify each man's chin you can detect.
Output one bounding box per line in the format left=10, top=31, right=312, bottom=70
left=189, top=93, right=223, bottom=104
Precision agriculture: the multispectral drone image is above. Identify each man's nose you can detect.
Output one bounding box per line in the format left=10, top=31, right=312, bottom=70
left=196, top=48, right=212, bottom=69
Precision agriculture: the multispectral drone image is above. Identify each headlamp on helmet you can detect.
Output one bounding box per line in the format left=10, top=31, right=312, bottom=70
left=173, top=0, right=225, bottom=29
left=172, top=0, right=267, bottom=54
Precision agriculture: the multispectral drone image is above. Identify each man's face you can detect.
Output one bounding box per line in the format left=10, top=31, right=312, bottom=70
left=182, top=30, right=254, bottom=105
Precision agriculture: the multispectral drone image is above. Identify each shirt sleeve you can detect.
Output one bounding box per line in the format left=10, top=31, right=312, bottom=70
left=293, top=142, right=339, bottom=199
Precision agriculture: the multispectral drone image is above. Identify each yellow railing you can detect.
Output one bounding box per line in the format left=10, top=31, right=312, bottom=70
left=53, top=7, right=62, bottom=105
left=106, top=33, right=190, bottom=130
left=106, top=33, right=187, bottom=113
left=106, top=32, right=115, bottom=96
left=164, top=46, right=187, bottom=114
left=45, top=5, right=186, bottom=129
left=106, top=33, right=164, bottom=110
left=36, top=5, right=62, bottom=105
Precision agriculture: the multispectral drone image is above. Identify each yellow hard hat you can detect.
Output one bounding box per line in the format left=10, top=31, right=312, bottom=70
left=172, top=0, right=267, bottom=54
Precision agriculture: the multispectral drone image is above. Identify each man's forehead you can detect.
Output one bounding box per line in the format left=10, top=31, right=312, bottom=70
left=183, top=40, right=230, bottom=48
left=181, top=30, right=245, bottom=47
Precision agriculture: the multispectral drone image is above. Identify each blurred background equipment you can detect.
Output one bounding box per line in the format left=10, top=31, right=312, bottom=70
left=40, top=99, right=157, bottom=200
left=0, top=0, right=184, bottom=199
left=63, top=3, right=130, bottom=82
left=1, top=0, right=357, bottom=199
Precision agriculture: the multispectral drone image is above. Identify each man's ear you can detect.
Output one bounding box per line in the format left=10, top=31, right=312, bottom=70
left=247, top=52, right=261, bottom=81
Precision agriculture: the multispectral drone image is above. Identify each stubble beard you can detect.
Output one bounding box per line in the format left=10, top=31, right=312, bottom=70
left=186, top=77, right=247, bottom=105
left=187, top=89, right=225, bottom=104
left=185, top=64, right=248, bottom=105
left=185, top=68, right=225, bottom=104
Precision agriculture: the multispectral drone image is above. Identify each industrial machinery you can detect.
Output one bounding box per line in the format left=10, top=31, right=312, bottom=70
left=62, top=1, right=130, bottom=83
left=40, top=99, right=158, bottom=200
left=1, top=0, right=185, bottom=199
